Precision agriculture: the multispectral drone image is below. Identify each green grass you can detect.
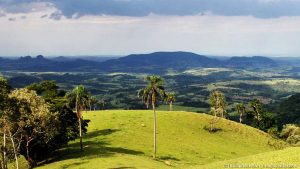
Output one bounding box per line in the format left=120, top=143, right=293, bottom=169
left=36, top=110, right=286, bottom=169
left=194, top=147, right=300, bottom=169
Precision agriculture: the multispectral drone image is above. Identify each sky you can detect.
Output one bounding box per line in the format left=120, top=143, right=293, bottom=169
left=1, top=0, right=300, bottom=57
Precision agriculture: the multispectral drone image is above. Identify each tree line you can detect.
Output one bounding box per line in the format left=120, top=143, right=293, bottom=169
left=0, top=78, right=92, bottom=169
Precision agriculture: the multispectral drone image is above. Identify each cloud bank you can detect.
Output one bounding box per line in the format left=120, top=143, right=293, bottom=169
left=1, top=0, right=300, bottom=18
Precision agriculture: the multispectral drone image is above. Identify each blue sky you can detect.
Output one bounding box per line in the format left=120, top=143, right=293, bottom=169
left=1, top=0, right=300, bottom=56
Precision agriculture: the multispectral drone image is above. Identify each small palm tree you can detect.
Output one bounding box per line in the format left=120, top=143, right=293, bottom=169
left=236, top=103, right=245, bottom=123
left=89, top=96, right=98, bottom=111
left=165, top=92, right=176, bottom=111
left=138, top=75, right=166, bottom=159
left=209, top=90, right=226, bottom=118
left=138, top=89, right=150, bottom=109
left=209, top=90, right=226, bottom=131
left=66, top=85, right=90, bottom=151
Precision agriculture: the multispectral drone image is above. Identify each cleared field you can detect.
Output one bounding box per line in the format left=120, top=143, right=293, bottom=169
left=183, top=68, right=233, bottom=76
left=207, top=78, right=300, bottom=93
left=34, top=110, right=286, bottom=169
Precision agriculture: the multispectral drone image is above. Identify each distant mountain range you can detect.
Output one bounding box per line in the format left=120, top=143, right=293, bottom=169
left=0, top=55, right=101, bottom=72
left=0, top=52, right=280, bottom=73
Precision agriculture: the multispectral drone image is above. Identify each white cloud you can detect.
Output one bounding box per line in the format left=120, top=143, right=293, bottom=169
left=0, top=12, right=300, bottom=56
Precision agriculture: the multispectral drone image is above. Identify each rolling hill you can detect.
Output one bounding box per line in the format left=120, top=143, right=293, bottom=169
left=99, top=51, right=222, bottom=73
left=28, top=110, right=288, bottom=169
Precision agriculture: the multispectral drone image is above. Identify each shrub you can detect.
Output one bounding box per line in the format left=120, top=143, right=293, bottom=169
left=280, top=124, right=300, bottom=145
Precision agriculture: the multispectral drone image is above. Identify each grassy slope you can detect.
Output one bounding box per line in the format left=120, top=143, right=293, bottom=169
left=37, top=110, right=286, bottom=169
left=195, top=147, right=300, bottom=169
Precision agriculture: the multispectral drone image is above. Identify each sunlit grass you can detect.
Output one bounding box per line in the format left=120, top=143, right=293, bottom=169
left=34, top=110, right=287, bottom=169
left=195, top=147, right=300, bottom=169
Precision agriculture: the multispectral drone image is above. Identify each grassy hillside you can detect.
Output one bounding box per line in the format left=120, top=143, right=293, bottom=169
left=196, top=147, right=300, bottom=169
left=36, top=110, right=286, bottom=169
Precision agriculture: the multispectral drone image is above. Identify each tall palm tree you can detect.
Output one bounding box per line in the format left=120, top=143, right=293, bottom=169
left=165, top=92, right=176, bottom=111
left=138, top=75, right=166, bottom=159
left=66, top=85, right=90, bottom=151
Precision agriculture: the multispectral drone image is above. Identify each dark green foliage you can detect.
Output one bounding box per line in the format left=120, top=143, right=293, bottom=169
left=276, top=93, right=300, bottom=126
left=246, top=99, right=276, bottom=131
left=9, top=75, right=42, bottom=88
left=0, top=77, right=11, bottom=109
left=26, top=80, right=63, bottom=98
left=138, top=75, right=167, bottom=108
left=25, top=81, right=87, bottom=159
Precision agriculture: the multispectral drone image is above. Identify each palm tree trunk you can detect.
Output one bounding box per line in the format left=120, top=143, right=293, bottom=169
left=239, top=113, right=242, bottom=123
left=169, top=101, right=173, bottom=111
left=152, top=102, right=156, bottom=159
left=76, top=92, right=83, bottom=152
left=79, top=118, right=83, bottom=152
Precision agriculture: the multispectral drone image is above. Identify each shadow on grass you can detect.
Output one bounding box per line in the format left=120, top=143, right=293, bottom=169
left=159, top=156, right=180, bottom=161
left=39, top=129, right=144, bottom=167
left=108, top=167, right=137, bottom=169
left=84, top=129, right=120, bottom=139
left=203, top=125, right=223, bottom=133
left=61, top=161, right=89, bottom=169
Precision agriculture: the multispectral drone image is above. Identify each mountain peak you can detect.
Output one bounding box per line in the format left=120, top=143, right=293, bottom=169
left=36, top=55, right=45, bottom=60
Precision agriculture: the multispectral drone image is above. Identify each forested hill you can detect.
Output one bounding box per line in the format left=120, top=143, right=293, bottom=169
left=99, top=52, right=222, bottom=73
left=0, top=52, right=279, bottom=73
left=225, top=56, right=277, bottom=68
